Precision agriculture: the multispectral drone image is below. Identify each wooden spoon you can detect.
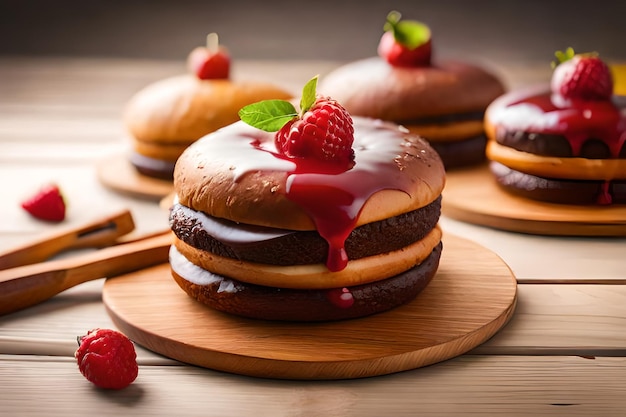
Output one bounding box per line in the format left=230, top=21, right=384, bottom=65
left=0, top=209, right=135, bottom=270
left=0, top=232, right=172, bottom=316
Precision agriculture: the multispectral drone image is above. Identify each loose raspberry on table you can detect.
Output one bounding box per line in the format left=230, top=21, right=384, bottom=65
left=20, top=183, right=66, bottom=222
left=75, top=328, right=138, bottom=390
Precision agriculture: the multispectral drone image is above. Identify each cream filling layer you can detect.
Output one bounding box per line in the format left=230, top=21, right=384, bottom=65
left=173, top=226, right=442, bottom=290
left=174, top=202, right=293, bottom=245
left=169, top=245, right=241, bottom=293
left=487, top=141, right=626, bottom=180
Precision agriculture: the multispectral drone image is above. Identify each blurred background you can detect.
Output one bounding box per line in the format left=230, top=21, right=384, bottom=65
left=1, top=0, right=625, bottom=65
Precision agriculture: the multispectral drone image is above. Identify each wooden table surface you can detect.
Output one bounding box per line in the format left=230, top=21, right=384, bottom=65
left=1, top=56, right=626, bottom=416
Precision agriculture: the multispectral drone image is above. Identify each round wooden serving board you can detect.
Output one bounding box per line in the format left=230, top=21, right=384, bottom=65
left=103, top=233, right=517, bottom=380
left=96, top=153, right=174, bottom=201
left=443, top=164, right=626, bottom=236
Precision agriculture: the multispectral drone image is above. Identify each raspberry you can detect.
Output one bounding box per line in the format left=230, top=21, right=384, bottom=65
left=20, top=183, right=66, bottom=222
left=377, top=11, right=432, bottom=67
left=239, top=75, right=356, bottom=168
left=187, top=33, right=230, bottom=80
left=551, top=50, right=613, bottom=101
left=275, top=97, right=355, bottom=165
left=75, top=328, right=138, bottom=390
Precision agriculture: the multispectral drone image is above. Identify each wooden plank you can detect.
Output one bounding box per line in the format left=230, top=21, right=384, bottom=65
left=3, top=279, right=626, bottom=358
left=1, top=356, right=625, bottom=416
left=476, top=284, right=626, bottom=355
left=0, top=143, right=126, bottom=164
left=0, top=278, right=171, bottom=363
left=0, top=57, right=340, bottom=107
left=439, top=217, right=626, bottom=282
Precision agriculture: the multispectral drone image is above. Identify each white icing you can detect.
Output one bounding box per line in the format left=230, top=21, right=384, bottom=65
left=175, top=203, right=292, bottom=244
left=169, top=246, right=241, bottom=292
left=188, top=117, right=423, bottom=184
left=486, top=85, right=561, bottom=132
left=489, top=102, right=562, bottom=131
left=196, top=122, right=296, bottom=181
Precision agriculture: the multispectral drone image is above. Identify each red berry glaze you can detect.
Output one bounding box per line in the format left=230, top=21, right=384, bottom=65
left=551, top=50, right=613, bottom=101
left=75, top=328, right=138, bottom=390
left=275, top=96, right=355, bottom=166
left=20, top=183, right=66, bottom=222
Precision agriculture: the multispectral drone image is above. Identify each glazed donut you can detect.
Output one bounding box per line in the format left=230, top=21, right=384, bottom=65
left=485, top=85, right=626, bottom=205
left=319, top=57, right=506, bottom=169
left=174, top=118, right=445, bottom=230
left=123, top=75, right=291, bottom=179
left=169, top=116, right=446, bottom=321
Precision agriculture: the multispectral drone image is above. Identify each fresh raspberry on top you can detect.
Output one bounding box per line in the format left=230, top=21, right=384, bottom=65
left=275, top=96, right=355, bottom=165
left=551, top=48, right=614, bottom=101
left=377, top=10, right=432, bottom=67
left=239, top=75, right=355, bottom=169
left=187, top=32, right=230, bottom=80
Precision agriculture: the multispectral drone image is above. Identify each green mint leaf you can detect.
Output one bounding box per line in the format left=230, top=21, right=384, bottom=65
left=396, top=21, right=430, bottom=49
left=384, top=10, right=430, bottom=50
left=239, top=100, right=297, bottom=132
left=300, top=75, right=318, bottom=114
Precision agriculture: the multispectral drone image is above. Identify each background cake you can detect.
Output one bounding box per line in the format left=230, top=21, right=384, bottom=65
left=319, top=11, right=506, bottom=169
left=123, top=33, right=292, bottom=179
left=485, top=48, right=626, bottom=205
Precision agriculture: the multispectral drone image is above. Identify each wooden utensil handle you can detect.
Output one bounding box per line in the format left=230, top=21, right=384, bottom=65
left=0, top=209, right=136, bottom=270
left=0, top=233, right=172, bottom=316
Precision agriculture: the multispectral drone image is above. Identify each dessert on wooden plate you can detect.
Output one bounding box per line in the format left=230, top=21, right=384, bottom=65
left=319, top=11, right=505, bottom=169
left=167, top=76, right=446, bottom=321
left=485, top=48, right=626, bottom=205
left=123, top=33, right=292, bottom=180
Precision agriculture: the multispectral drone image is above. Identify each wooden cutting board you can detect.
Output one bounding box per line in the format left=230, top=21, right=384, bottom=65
left=443, top=164, right=626, bottom=236
left=103, top=233, right=517, bottom=380
left=96, top=153, right=174, bottom=201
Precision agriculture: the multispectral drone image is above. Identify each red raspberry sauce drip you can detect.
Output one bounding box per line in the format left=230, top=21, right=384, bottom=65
left=283, top=136, right=427, bottom=272
left=509, top=93, right=626, bottom=158
left=247, top=119, right=430, bottom=272
left=286, top=175, right=355, bottom=272
left=598, top=181, right=613, bottom=205
left=326, top=287, right=355, bottom=309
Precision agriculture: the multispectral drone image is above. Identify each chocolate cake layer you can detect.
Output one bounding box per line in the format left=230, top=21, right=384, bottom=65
left=429, top=135, right=487, bottom=169
left=170, top=196, right=442, bottom=266
left=129, top=152, right=176, bottom=180
left=171, top=242, right=442, bottom=322
left=495, top=130, right=626, bottom=159
left=490, top=161, right=626, bottom=205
